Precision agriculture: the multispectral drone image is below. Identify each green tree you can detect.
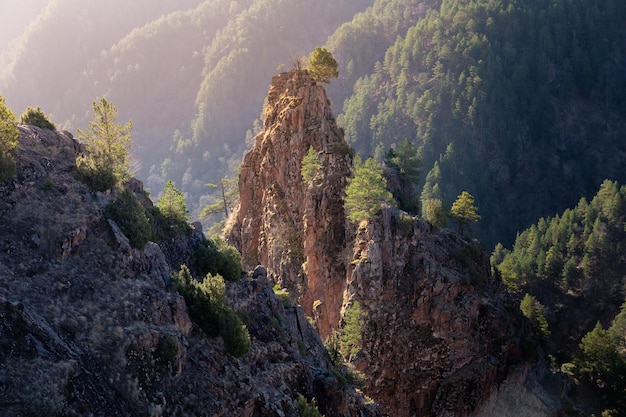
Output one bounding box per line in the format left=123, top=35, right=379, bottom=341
left=296, top=394, right=324, bottom=417
left=345, top=155, right=395, bottom=223
left=213, top=237, right=242, bottom=282
left=385, top=139, right=422, bottom=181
left=105, top=188, right=152, bottom=249
left=0, top=95, right=18, bottom=182
left=19, top=106, right=56, bottom=130
left=307, top=47, right=339, bottom=83
left=422, top=198, right=446, bottom=229
left=195, top=237, right=243, bottom=282
left=158, top=179, right=188, bottom=225
left=339, top=301, right=366, bottom=362
left=576, top=321, right=622, bottom=385
left=202, top=174, right=239, bottom=219
left=520, top=293, right=551, bottom=341
left=450, top=191, right=480, bottom=235
left=384, top=140, right=423, bottom=213
left=301, top=145, right=322, bottom=183
left=173, top=266, right=226, bottom=337
left=218, top=308, right=250, bottom=357
left=76, top=98, right=132, bottom=190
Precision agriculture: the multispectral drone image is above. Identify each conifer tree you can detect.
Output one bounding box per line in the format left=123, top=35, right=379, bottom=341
left=423, top=198, right=446, bottom=229
left=307, top=47, right=339, bottom=83
left=20, top=106, right=56, bottom=130
left=450, top=191, right=480, bottom=235
left=301, top=145, right=322, bottom=183
left=344, top=155, right=395, bottom=223
left=76, top=98, right=132, bottom=190
left=202, top=175, right=239, bottom=219
left=0, top=95, right=18, bottom=182
left=158, top=179, right=188, bottom=225
left=339, top=301, right=366, bottom=362
left=520, top=293, right=551, bottom=341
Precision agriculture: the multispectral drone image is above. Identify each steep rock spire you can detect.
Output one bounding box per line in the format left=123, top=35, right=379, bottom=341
left=225, top=69, right=350, bottom=338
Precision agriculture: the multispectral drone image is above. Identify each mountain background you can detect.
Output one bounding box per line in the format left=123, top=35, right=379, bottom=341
left=2, top=0, right=625, bottom=251
left=3, top=0, right=626, bottom=414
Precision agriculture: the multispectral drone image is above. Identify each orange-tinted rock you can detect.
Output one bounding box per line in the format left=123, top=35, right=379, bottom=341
left=226, top=70, right=526, bottom=416
left=226, top=69, right=350, bottom=339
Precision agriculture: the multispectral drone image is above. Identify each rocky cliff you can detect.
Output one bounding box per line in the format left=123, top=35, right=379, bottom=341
left=226, top=70, right=527, bottom=416
left=0, top=125, right=379, bottom=417
left=347, top=209, right=525, bottom=416
left=225, top=70, right=351, bottom=339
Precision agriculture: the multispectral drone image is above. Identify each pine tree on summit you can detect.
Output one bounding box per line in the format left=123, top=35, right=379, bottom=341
left=307, top=47, right=339, bottom=83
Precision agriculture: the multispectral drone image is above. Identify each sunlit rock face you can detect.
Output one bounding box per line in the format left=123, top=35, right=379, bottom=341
left=226, top=69, right=351, bottom=339
left=227, top=70, right=527, bottom=416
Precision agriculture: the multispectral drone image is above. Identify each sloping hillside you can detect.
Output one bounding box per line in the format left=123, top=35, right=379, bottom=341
left=0, top=125, right=379, bottom=417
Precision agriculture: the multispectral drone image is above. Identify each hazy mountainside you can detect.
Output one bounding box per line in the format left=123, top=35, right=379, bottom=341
left=492, top=180, right=626, bottom=414
left=162, top=0, right=373, bottom=209
left=0, top=125, right=379, bottom=417
left=3, top=0, right=626, bottom=250
left=336, top=0, right=626, bottom=247
left=0, top=0, right=373, bottom=217
left=0, top=0, right=48, bottom=53
left=226, top=69, right=528, bottom=417
left=0, top=0, right=201, bottom=112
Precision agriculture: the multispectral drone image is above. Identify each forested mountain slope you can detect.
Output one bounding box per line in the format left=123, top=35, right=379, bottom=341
left=325, top=0, right=441, bottom=110
left=0, top=0, right=373, bottom=216
left=492, top=180, right=626, bottom=414
left=336, top=0, right=626, bottom=247
left=2, top=0, right=625, bottom=250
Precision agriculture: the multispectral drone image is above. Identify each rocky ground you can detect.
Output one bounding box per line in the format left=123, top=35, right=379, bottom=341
left=0, top=125, right=379, bottom=417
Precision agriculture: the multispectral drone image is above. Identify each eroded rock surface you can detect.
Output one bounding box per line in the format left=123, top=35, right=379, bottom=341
left=0, top=125, right=379, bottom=417
left=226, top=70, right=351, bottom=339
left=226, top=71, right=527, bottom=416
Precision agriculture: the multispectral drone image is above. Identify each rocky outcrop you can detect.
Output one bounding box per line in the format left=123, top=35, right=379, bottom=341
left=225, top=70, right=351, bottom=338
left=0, top=125, right=379, bottom=417
left=226, top=71, right=526, bottom=416
left=346, top=208, right=524, bottom=416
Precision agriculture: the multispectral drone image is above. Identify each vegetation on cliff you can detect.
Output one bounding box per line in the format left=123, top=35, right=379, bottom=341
left=0, top=94, right=18, bottom=181
left=345, top=155, right=395, bottom=222
left=76, top=98, right=132, bottom=191
left=307, top=47, right=339, bottom=83
left=173, top=264, right=250, bottom=357
left=19, top=106, right=56, bottom=130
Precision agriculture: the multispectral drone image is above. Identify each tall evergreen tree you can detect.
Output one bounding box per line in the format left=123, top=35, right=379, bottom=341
left=344, top=154, right=395, bottom=223
left=339, top=301, right=365, bottom=362
left=76, top=98, right=132, bottom=190
left=158, top=179, right=188, bottom=225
